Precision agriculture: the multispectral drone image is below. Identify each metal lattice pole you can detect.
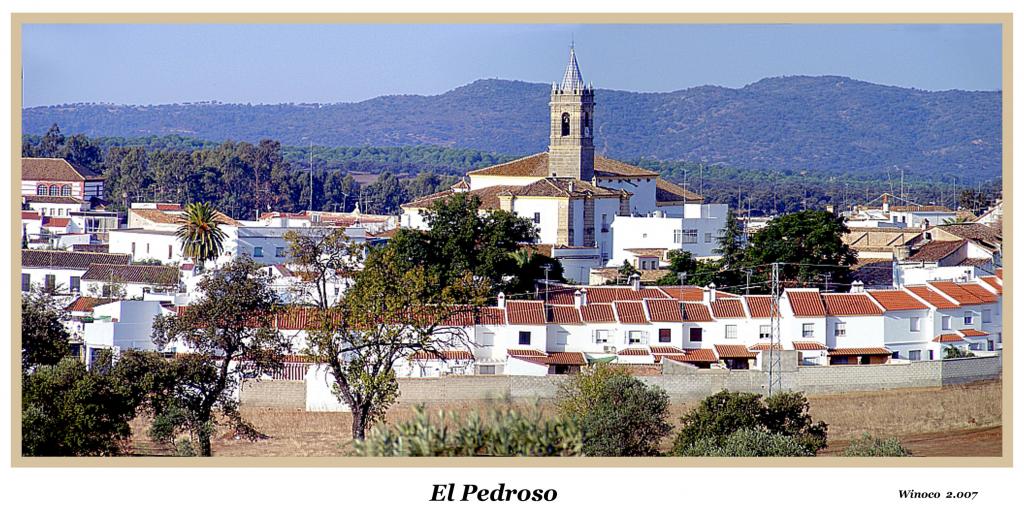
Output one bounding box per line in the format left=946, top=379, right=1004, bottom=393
left=768, top=262, right=783, bottom=395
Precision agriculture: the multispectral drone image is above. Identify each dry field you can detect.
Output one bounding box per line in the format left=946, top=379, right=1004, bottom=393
left=131, top=379, right=1002, bottom=457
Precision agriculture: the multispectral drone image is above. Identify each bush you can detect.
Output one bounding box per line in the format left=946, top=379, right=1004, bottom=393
left=557, top=364, right=673, bottom=456
left=841, top=434, right=912, bottom=457
left=678, top=429, right=815, bottom=457
left=356, top=406, right=583, bottom=456
left=671, top=390, right=828, bottom=456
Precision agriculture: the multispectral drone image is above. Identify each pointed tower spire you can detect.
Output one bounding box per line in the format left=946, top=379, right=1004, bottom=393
left=560, top=44, right=584, bottom=92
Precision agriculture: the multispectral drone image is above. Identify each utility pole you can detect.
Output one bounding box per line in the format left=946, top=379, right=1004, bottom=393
left=542, top=264, right=552, bottom=304
left=745, top=269, right=752, bottom=293
left=308, top=141, right=314, bottom=212
left=824, top=272, right=831, bottom=293
left=768, top=262, right=783, bottom=396
left=678, top=271, right=687, bottom=287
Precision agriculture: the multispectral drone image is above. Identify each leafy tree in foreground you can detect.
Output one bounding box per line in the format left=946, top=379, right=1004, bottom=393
left=678, top=429, right=814, bottom=457
left=152, top=258, right=289, bottom=456
left=356, top=405, right=583, bottom=456
left=671, top=390, right=828, bottom=456
left=556, top=365, right=673, bottom=456
left=21, top=290, right=72, bottom=372
left=841, top=434, right=912, bottom=457
left=943, top=345, right=975, bottom=359
left=176, top=201, right=227, bottom=268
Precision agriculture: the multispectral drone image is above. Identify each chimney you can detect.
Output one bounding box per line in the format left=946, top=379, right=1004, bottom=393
left=497, top=292, right=506, bottom=309
left=850, top=280, right=864, bottom=293
left=567, top=180, right=575, bottom=193
left=708, top=282, right=717, bottom=303
left=882, top=194, right=890, bottom=213
left=921, top=218, right=930, bottom=231
left=579, top=287, right=588, bottom=307
left=574, top=290, right=583, bottom=307
left=631, top=273, right=641, bottom=291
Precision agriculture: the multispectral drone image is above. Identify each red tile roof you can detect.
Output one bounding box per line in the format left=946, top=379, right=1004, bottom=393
left=617, top=348, right=652, bottom=357
left=650, top=346, right=684, bottom=354
left=409, top=350, right=474, bottom=361
left=43, top=217, right=71, bottom=228
left=787, top=290, right=826, bottom=317
left=547, top=305, right=582, bottom=324
left=24, top=194, right=85, bottom=205
left=958, top=283, right=998, bottom=304
left=81, top=264, right=181, bottom=286
left=21, top=211, right=40, bottom=220
left=22, top=157, right=102, bottom=181
left=711, top=299, right=746, bottom=318
left=906, top=240, right=966, bottom=263
left=505, top=300, right=546, bottom=325
left=928, top=281, right=985, bottom=305
left=867, top=290, right=929, bottom=311
left=822, top=293, right=883, bottom=316
left=614, top=301, right=649, bottom=324
left=792, top=342, right=827, bottom=351
left=507, top=349, right=547, bottom=357
left=980, top=276, right=1002, bottom=294
left=958, top=329, right=990, bottom=337
left=749, top=343, right=784, bottom=351
left=905, top=286, right=958, bottom=309
left=659, top=286, right=704, bottom=302
left=683, top=302, right=713, bottom=322
left=933, top=334, right=964, bottom=343
left=745, top=296, right=775, bottom=318
left=65, top=296, right=114, bottom=312
left=660, top=349, right=718, bottom=364
left=544, top=352, right=587, bottom=366
left=580, top=304, right=616, bottom=323
left=655, top=177, right=703, bottom=202
left=996, top=268, right=1003, bottom=278
left=646, top=299, right=683, bottom=322
left=22, top=249, right=130, bottom=270
left=715, top=344, right=757, bottom=358
left=477, top=306, right=506, bottom=325
left=828, top=347, right=891, bottom=356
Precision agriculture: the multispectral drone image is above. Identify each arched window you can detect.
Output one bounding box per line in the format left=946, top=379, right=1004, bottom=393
left=49, top=185, right=59, bottom=196
left=37, top=184, right=47, bottom=195
left=561, top=113, right=571, bottom=136
left=61, top=185, right=71, bottom=196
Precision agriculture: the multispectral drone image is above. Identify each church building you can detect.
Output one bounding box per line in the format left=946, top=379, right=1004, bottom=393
left=400, top=46, right=727, bottom=283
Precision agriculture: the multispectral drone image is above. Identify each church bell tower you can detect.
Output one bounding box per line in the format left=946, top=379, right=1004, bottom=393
left=548, top=45, right=595, bottom=181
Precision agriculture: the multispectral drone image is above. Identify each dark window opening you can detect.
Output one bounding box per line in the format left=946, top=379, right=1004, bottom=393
left=659, top=329, right=671, bottom=343
left=518, top=331, right=531, bottom=345
left=561, top=113, right=571, bottom=136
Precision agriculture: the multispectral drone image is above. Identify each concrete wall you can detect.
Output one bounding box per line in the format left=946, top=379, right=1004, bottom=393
left=241, top=354, right=1001, bottom=410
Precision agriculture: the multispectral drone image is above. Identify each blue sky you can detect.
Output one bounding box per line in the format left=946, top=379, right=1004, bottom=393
left=22, top=23, right=1002, bottom=106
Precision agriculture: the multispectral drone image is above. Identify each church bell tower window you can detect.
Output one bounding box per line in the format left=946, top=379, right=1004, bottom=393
left=561, top=113, right=571, bottom=136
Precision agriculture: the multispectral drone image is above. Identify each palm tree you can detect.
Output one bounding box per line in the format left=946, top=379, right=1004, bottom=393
left=176, top=202, right=227, bottom=268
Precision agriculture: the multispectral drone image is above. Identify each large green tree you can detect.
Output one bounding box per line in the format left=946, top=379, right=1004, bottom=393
left=21, top=291, right=72, bottom=372
left=742, top=210, right=858, bottom=290
left=151, top=258, right=289, bottom=456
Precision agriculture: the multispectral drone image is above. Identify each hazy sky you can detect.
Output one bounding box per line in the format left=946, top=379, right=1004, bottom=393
left=22, top=23, right=1002, bottom=106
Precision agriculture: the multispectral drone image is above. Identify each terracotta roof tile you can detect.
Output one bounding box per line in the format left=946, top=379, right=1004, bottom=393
left=580, top=303, right=616, bottom=323
left=749, top=343, right=784, bottom=351
left=828, top=347, right=891, bottom=356
left=715, top=344, right=757, bottom=358
left=660, top=349, right=718, bottom=364
left=22, top=249, right=130, bottom=270
left=867, top=290, right=929, bottom=311
left=507, top=349, right=547, bottom=357
left=593, top=156, right=660, bottom=178
left=617, top=348, right=651, bottom=357
left=467, top=152, right=549, bottom=177
left=544, top=352, right=587, bottom=366
left=24, top=194, right=85, bottom=204
left=980, top=276, right=1002, bottom=294
left=81, top=264, right=180, bottom=286
left=478, top=306, right=507, bottom=325
left=906, top=240, right=966, bottom=263
left=958, top=329, right=990, bottom=337
left=650, top=346, right=684, bottom=354
left=787, top=290, right=826, bottom=317
left=614, top=301, right=649, bottom=324
left=655, top=178, right=702, bottom=203
left=21, top=211, right=41, bottom=220
left=683, top=302, right=713, bottom=322
left=745, top=295, right=775, bottom=318
left=21, top=157, right=102, bottom=181
left=65, top=296, right=114, bottom=312
left=933, top=334, right=963, bottom=343
left=928, top=281, right=985, bottom=305
left=43, top=217, right=71, bottom=228
left=659, top=286, right=704, bottom=302
left=505, top=300, right=546, bottom=325
left=822, top=293, right=883, bottom=316
left=996, top=268, right=1003, bottom=278
left=547, top=305, right=582, bottom=325
left=646, top=299, right=683, bottom=322
left=905, top=286, right=958, bottom=309
left=409, top=350, right=474, bottom=361
left=711, top=299, right=746, bottom=318
left=934, top=223, right=1001, bottom=246
left=958, top=283, right=998, bottom=303
left=792, top=342, right=827, bottom=351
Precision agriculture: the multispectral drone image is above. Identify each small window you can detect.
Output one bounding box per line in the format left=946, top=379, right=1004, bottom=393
left=673, top=229, right=682, bottom=244
left=131, top=242, right=136, bottom=255
left=725, top=325, right=737, bottom=339
left=982, top=309, right=992, bottom=324
left=61, top=185, right=71, bottom=196
left=658, top=328, right=671, bottom=343
left=627, top=331, right=644, bottom=344
left=928, top=350, right=935, bottom=360
left=49, top=185, right=59, bottom=196
left=910, top=317, right=921, bottom=332
left=682, top=229, right=698, bottom=244
left=533, top=212, right=541, bottom=224
left=480, top=333, right=495, bottom=347
left=478, top=365, right=496, bottom=375
left=689, top=327, right=703, bottom=343
left=44, top=274, right=56, bottom=293
left=892, top=352, right=899, bottom=360
left=802, top=323, right=814, bottom=338
left=556, top=333, right=568, bottom=346
left=21, top=274, right=30, bottom=292
left=253, top=246, right=264, bottom=258
left=834, top=322, right=846, bottom=337
left=70, top=276, right=81, bottom=293
left=168, top=245, right=173, bottom=259
left=941, top=315, right=951, bottom=330
left=759, top=325, right=771, bottom=339
left=594, top=330, right=609, bottom=344
left=276, top=246, right=287, bottom=258
left=561, top=112, right=571, bottom=136
left=37, top=184, right=47, bottom=195
left=518, top=331, right=531, bottom=346
left=909, top=350, right=921, bottom=361
left=964, top=314, right=974, bottom=325
left=704, top=232, right=713, bottom=243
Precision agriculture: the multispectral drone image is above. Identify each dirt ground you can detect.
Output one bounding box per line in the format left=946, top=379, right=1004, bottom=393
left=131, top=379, right=1002, bottom=457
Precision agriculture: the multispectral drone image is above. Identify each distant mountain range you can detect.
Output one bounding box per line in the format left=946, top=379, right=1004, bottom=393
left=23, top=76, right=1001, bottom=180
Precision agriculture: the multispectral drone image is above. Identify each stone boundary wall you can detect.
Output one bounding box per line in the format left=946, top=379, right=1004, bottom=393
left=240, top=354, right=1001, bottom=409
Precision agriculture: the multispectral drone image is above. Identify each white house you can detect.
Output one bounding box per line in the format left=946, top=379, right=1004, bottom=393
left=81, top=300, right=169, bottom=365
left=21, top=249, right=131, bottom=295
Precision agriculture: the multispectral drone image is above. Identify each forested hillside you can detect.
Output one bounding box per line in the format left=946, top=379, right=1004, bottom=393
left=24, top=76, right=1001, bottom=180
